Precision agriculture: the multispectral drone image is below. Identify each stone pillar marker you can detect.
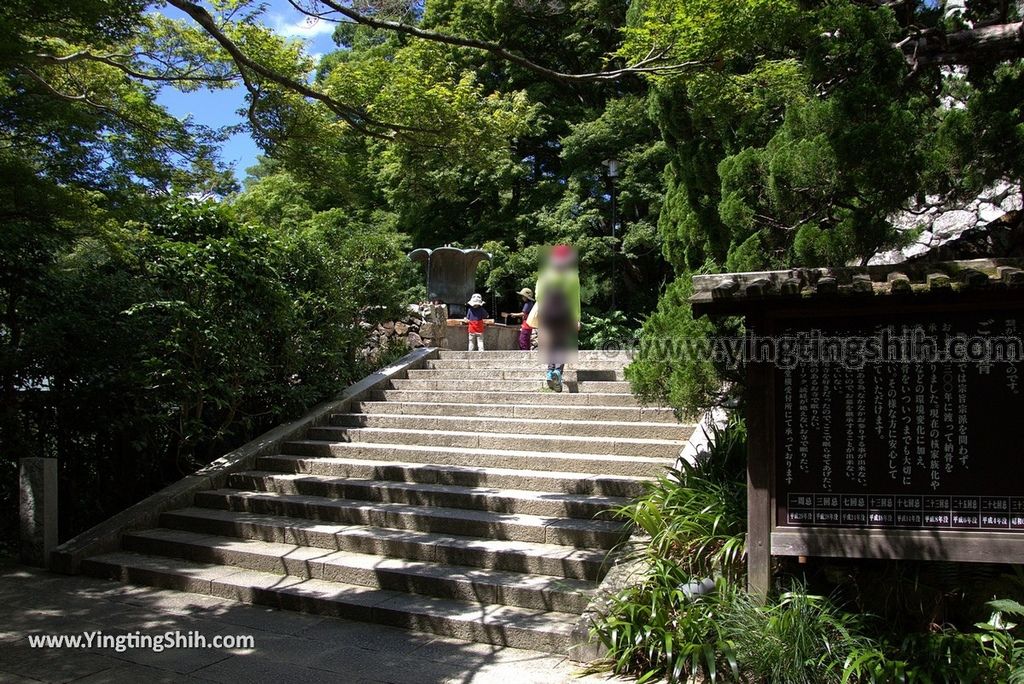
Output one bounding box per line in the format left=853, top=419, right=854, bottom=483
left=426, top=302, right=448, bottom=349
left=20, top=457, right=57, bottom=568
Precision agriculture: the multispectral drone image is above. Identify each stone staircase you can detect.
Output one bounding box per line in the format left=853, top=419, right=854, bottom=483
left=81, top=350, right=691, bottom=655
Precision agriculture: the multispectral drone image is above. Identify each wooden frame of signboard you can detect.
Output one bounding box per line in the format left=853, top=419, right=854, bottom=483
left=745, top=299, right=1024, bottom=597
left=688, top=261, right=1024, bottom=598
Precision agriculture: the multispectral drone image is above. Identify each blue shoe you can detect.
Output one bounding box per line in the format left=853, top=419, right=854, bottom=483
left=546, top=370, right=557, bottom=391
left=551, top=369, right=563, bottom=393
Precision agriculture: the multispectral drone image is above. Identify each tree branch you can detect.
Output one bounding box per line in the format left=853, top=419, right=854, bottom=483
left=289, top=0, right=707, bottom=82
left=900, top=21, right=1024, bottom=69
left=165, top=0, right=421, bottom=139
left=17, top=65, right=210, bottom=166
left=31, top=50, right=237, bottom=84
left=17, top=65, right=112, bottom=110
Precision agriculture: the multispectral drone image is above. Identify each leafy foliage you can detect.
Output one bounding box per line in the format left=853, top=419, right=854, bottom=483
left=623, top=0, right=1024, bottom=413
left=725, top=586, right=872, bottom=684
left=840, top=593, right=1024, bottom=682
left=615, top=415, right=747, bottom=583
left=591, top=415, right=747, bottom=682
left=578, top=310, right=637, bottom=350
left=593, top=575, right=872, bottom=683
left=0, top=1, right=236, bottom=197
left=592, top=566, right=736, bottom=683
left=221, top=0, right=674, bottom=319
left=2, top=198, right=410, bottom=541
left=625, top=0, right=1021, bottom=273
left=0, top=0, right=243, bottom=543
left=625, top=276, right=741, bottom=414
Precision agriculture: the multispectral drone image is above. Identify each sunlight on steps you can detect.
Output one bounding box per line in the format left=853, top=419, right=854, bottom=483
left=81, top=350, right=694, bottom=655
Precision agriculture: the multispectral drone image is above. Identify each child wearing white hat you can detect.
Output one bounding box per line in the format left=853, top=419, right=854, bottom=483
left=464, top=293, right=488, bottom=351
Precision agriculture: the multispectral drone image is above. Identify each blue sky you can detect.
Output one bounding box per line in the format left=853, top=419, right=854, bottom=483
left=156, top=0, right=339, bottom=180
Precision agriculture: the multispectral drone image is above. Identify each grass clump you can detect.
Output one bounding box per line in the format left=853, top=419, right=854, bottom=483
left=592, top=416, right=869, bottom=682
left=589, top=414, right=1024, bottom=683
left=618, top=416, right=748, bottom=584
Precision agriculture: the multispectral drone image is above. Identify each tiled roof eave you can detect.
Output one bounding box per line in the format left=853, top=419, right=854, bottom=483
left=689, top=258, right=1024, bottom=317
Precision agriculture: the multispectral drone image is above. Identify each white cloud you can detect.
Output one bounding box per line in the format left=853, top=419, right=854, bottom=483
left=271, top=13, right=336, bottom=38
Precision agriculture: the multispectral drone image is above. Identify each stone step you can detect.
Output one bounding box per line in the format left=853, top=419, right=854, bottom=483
left=73, top=345, right=658, bottom=656
left=437, top=350, right=631, bottom=362
left=351, top=401, right=679, bottom=423
left=408, top=368, right=565, bottom=381
left=193, top=490, right=629, bottom=549
left=228, top=471, right=627, bottom=519
left=82, top=551, right=579, bottom=653
left=387, top=378, right=582, bottom=393
left=332, top=413, right=693, bottom=441
left=388, top=378, right=633, bottom=394
left=305, top=426, right=682, bottom=459
left=255, top=455, right=652, bottom=498
left=425, top=360, right=629, bottom=371
left=368, top=389, right=639, bottom=407
left=160, top=508, right=610, bottom=580
left=122, top=528, right=596, bottom=614
left=573, top=381, right=632, bottom=394
left=409, top=368, right=626, bottom=381
left=279, top=442, right=672, bottom=477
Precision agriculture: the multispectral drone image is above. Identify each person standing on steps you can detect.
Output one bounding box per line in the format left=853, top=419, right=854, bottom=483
left=464, top=293, right=489, bottom=351
left=530, top=245, right=580, bottom=392
left=502, top=288, right=535, bottom=351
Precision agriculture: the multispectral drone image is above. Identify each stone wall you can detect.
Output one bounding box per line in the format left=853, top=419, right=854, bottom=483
left=444, top=322, right=523, bottom=351
left=362, top=302, right=534, bottom=358
left=361, top=303, right=448, bottom=360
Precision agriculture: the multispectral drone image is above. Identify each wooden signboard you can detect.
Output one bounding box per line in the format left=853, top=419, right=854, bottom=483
left=689, top=259, right=1024, bottom=596
left=772, top=311, right=1024, bottom=534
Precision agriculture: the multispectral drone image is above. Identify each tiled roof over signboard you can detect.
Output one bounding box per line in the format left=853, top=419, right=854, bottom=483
left=690, top=258, right=1024, bottom=316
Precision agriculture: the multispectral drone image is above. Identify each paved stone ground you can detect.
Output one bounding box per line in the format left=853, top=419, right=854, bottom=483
left=0, top=564, right=629, bottom=684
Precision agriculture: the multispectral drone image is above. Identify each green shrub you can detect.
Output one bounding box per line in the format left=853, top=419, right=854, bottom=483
left=594, top=416, right=871, bottom=682
left=593, top=574, right=871, bottom=683
left=578, top=310, right=638, bottom=350
left=844, top=630, right=998, bottom=682
left=724, top=585, right=871, bottom=684
left=593, top=563, right=737, bottom=683
left=842, top=598, right=1024, bottom=683
left=4, top=198, right=411, bottom=541
left=979, top=599, right=1024, bottom=681
left=591, top=416, right=747, bottom=682
left=615, top=415, right=747, bottom=583
left=624, top=275, right=741, bottom=415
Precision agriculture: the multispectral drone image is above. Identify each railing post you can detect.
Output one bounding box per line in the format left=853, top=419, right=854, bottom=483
left=746, top=317, right=774, bottom=600
left=20, top=457, right=57, bottom=568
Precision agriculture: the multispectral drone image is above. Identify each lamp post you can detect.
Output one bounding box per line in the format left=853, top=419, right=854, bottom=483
left=602, top=158, right=620, bottom=310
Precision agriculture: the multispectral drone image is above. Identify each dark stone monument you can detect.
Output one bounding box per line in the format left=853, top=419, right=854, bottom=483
left=690, top=258, right=1024, bottom=596
left=408, top=247, right=490, bottom=319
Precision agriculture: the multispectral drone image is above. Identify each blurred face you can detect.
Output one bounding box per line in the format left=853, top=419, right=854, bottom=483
left=544, top=245, right=577, bottom=272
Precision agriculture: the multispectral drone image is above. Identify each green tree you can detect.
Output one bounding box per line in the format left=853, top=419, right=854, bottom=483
left=624, top=0, right=1024, bottom=412
left=0, top=0, right=239, bottom=435
left=0, top=0, right=424, bottom=537
left=6, top=197, right=411, bottom=541
left=214, top=1, right=672, bottom=317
